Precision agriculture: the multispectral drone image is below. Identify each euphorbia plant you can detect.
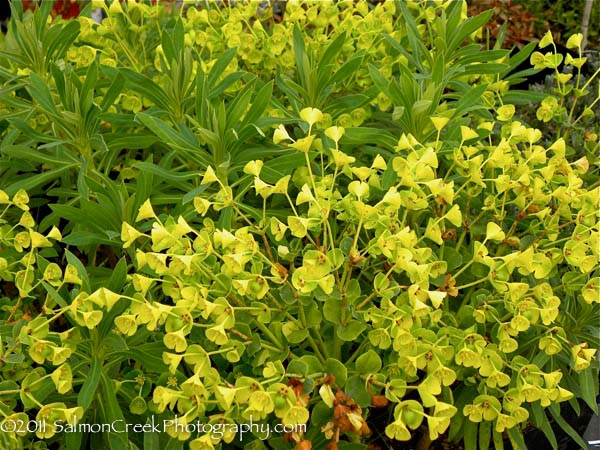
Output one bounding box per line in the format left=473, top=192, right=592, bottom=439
left=110, top=105, right=597, bottom=449
left=0, top=81, right=597, bottom=450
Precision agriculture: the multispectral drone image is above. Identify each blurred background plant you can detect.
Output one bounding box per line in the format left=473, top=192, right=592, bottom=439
left=467, top=0, right=599, bottom=50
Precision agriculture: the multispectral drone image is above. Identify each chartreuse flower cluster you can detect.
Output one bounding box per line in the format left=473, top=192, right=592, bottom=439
left=0, top=80, right=597, bottom=450
left=110, top=107, right=599, bottom=448
left=531, top=32, right=599, bottom=145
left=66, top=0, right=466, bottom=120
left=67, top=0, right=395, bottom=116
left=0, top=190, right=83, bottom=441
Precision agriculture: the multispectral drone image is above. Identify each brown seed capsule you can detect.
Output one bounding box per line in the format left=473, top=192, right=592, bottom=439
left=325, top=441, right=339, bottom=450
left=275, top=263, right=288, bottom=279
left=442, top=229, right=457, bottom=241
left=295, top=440, right=312, bottom=450
left=349, top=253, right=365, bottom=265
left=370, top=395, right=389, bottom=408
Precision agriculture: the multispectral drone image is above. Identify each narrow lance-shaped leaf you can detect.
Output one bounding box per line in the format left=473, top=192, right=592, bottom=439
left=78, top=357, right=102, bottom=411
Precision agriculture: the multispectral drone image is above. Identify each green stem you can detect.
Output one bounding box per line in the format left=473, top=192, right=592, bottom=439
left=455, top=277, right=488, bottom=291
left=456, top=286, right=476, bottom=313
left=356, top=291, right=378, bottom=311
left=298, top=303, right=328, bottom=361
left=254, top=321, right=284, bottom=350
left=345, top=340, right=368, bottom=365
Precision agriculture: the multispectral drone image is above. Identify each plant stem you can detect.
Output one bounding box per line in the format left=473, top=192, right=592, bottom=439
left=356, top=291, right=378, bottom=311
left=254, top=321, right=284, bottom=351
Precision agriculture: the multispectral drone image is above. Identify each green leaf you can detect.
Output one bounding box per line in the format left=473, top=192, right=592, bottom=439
left=297, top=355, right=323, bottom=375
left=260, top=153, right=305, bottom=184
left=51, top=203, right=117, bottom=237
left=136, top=114, right=204, bottom=158
left=161, top=19, right=183, bottom=63
left=99, top=371, right=129, bottom=450
left=502, top=90, right=548, bottom=104
left=329, top=54, right=364, bottom=87
left=506, top=427, right=527, bottom=450
left=381, top=34, right=422, bottom=73
left=578, top=369, right=599, bottom=414
left=46, top=21, right=80, bottom=63
left=105, top=134, right=157, bottom=151
left=111, top=342, right=168, bottom=373
left=64, top=429, right=83, bottom=450
left=324, top=358, right=347, bottom=387
left=209, top=71, right=246, bottom=99
left=274, top=73, right=303, bottom=108
left=443, top=246, right=463, bottom=271
left=51, top=62, right=66, bottom=105
left=226, top=84, right=255, bottom=130
left=182, top=185, right=209, bottom=204
left=0, top=380, right=19, bottom=394
left=355, top=350, right=382, bottom=374
left=164, top=439, right=184, bottom=450
left=4, top=165, right=75, bottom=196
left=78, top=357, right=102, bottom=411
left=243, top=80, right=273, bottom=127
left=100, top=72, right=125, bottom=112
left=61, top=232, right=116, bottom=248
left=293, top=25, right=309, bottom=91
left=134, top=161, right=197, bottom=182
left=65, top=249, right=91, bottom=291
left=548, top=403, right=588, bottom=449
left=287, top=359, right=309, bottom=376
left=531, top=402, right=558, bottom=449
left=20, top=374, right=55, bottom=409
left=28, top=72, right=58, bottom=116
left=208, top=47, right=238, bottom=86
left=461, top=63, right=508, bottom=76
left=324, top=94, right=371, bottom=115
left=459, top=49, right=509, bottom=65
left=503, top=41, right=538, bottom=76
left=395, top=1, right=429, bottom=70
left=492, top=430, right=505, bottom=450
left=463, top=420, right=478, bottom=450
left=448, top=10, right=493, bottom=52
left=453, top=84, right=487, bottom=117
left=478, top=420, right=491, bottom=450
left=310, top=402, right=333, bottom=428
left=368, top=64, right=391, bottom=98
left=143, top=423, right=160, bottom=450
left=319, top=31, right=346, bottom=69
left=337, top=320, right=366, bottom=341
left=121, top=69, right=170, bottom=110
left=532, top=351, right=550, bottom=370
left=42, top=282, right=70, bottom=309
left=80, top=61, right=98, bottom=111
left=345, top=375, right=372, bottom=408
left=77, top=157, right=90, bottom=200
left=323, top=297, right=341, bottom=324
left=282, top=323, right=309, bottom=344
left=343, top=127, right=397, bottom=150
left=1, top=145, right=74, bottom=166
left=8, top=117, right=62, bottom=142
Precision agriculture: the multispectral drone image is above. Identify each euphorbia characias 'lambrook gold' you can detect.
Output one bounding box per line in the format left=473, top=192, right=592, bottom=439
left=0, top=0, right=598, bottom=449
left=116, top=103, right=597, bottom=447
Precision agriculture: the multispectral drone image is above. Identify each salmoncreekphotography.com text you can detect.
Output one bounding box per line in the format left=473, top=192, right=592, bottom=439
left=0, top=415, right=307, bottom=440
